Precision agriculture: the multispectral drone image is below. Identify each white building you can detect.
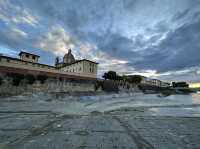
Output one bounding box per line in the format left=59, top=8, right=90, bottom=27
left=60, top=59, right=98, bottom=78
left=141, top=76, right=170, bottom=87
left=55, top=49, right=98, bottom=78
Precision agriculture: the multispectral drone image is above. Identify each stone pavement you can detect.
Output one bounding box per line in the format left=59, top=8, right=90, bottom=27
left=0, top=93, right=200, bottom=149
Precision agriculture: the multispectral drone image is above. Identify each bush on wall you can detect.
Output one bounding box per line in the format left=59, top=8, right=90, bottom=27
left=0, top=77, right=2, bottom=86
left=7, top=73, right=25, bottom=86
left=37, top=75, right=48, bottom=84
left=25, top=74, right=36, bottom=85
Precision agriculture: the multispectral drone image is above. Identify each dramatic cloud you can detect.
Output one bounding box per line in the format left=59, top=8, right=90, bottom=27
left=0, top=0, right=200, bottom=81
left=35, top=25, right=76, bottom=55
left=0, top=0, right=38, bottom=26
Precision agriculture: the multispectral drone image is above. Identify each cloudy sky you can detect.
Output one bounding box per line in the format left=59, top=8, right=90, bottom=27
left=0, top=0, right=200, bottom=82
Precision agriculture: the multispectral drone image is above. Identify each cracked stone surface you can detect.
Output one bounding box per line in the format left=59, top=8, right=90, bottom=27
left=0, top=92, right=200, bottom=149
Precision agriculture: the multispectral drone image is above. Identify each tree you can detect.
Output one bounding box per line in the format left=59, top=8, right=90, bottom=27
left=0, top=77, right=3, bottom=86
left=116, top=75, right=123, bottom=81
left=102, top=71, right=117, bottom=80
left=119, top=75, right=127, bottom=82
left=102, top=72, right=108, bottom=80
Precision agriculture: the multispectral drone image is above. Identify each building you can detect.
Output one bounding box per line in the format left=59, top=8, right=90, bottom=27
left=160, top=81, right=171, bottom=88
left=55, top=49, right=98, bottom=78
left=172, top=82, right=189, bottom=88
left=141, top=76, right=170, bottom=87
left=19, top=51, right=40, bottom=63
left=0, top=49, right=98, bottom=79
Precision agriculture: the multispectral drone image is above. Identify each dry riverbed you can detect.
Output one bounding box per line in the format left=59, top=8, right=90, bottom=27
left=0, top=92, right=200, bottom=149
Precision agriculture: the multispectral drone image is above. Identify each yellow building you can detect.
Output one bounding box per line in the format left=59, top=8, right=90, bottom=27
left=0, top=50, right=98, bottom=79
left=19, top=51, right=40, bottom=63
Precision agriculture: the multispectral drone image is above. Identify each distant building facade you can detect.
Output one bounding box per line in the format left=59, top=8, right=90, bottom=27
left=172, top=82, right=189, bottom=88
left=0, top=49, right=98, bottom=79
left=141, top=76, right=170, bottom=87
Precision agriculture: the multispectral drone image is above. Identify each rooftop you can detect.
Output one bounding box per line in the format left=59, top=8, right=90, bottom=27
left=19, top=51, right=40, bottom=58
left=0, top=55, right=55, bottom=68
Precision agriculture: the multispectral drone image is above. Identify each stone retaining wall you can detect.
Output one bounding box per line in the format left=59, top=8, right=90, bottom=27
left=0, top=78, right=98, bottom=97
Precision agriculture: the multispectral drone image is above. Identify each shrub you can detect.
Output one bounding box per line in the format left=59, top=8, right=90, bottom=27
left=59, top=77, right=63, bottom=82
left=7, top=73, right=24, bottom=86
left=25, top=74, right=36, bottom=85
left=37, top=75, right=48, bottom=84
left=102, top=80, right=119, bottom=92
left=0, top=77, right=3, bottom=86
left=103, top=71, right=117, bottom=80
left=94, top=81, right=103, bottom=91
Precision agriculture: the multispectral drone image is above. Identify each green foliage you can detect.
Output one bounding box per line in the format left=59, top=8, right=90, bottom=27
left=37, top=75, right=48, bottom=84
left=59, top=77, right=63, bottom=82
left=102, top=71, right=143, bottom=84
left=7, top=73, right=24, bottom=86
left=103, top=71, right=118, bottom=80
left=0, top=77, right=2, bottom=86
left=95, top=81, right=103, bottom=91
left=25, top=74, right=36, bottom=85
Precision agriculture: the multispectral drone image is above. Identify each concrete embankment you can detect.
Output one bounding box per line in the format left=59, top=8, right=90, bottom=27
left=0, top=74, right=140, bottom=97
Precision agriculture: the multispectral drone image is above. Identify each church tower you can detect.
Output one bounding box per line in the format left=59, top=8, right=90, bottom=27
left=63, top=49, right=75, bottom=64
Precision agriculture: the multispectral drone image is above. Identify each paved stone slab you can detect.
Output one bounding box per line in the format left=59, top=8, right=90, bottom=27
left=52, top=115, right=125, bottom=132
left=14, top=131, right=137, bottom=149
left=1, top=93, right=200, bottom=149
left=0, top=114, right=52, bottom=130
left=0, top=130, right=29, bottom=144
left=117, top=115, right=200, bottom=149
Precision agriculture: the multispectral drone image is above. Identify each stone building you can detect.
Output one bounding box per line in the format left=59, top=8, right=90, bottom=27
left=63, top=49, right=76, bottom=64
left=55, top=49, right=98, bottom=78
left=141, top=76, right=170, bottom=87
left=19, top=51, right=40, bottom=63
left=0, top=49, right=98, bottom=79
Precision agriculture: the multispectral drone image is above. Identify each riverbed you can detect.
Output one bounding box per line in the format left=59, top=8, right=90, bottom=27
left=0, top=92, right=200, bottom=148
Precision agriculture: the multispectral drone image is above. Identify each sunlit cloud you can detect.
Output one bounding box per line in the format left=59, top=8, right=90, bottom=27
left=35, top=25, right=76, bottom=56
left=190, top=83, right=200, bottom=88
left=11, top=27, right=28, bottom=38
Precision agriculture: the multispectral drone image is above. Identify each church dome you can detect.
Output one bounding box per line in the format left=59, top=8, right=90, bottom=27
left=63, top=49, right=75, bottom=64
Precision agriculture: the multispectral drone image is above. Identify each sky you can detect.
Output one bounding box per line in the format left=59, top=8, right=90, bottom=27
left=0, top=0, right=200, bottom=82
